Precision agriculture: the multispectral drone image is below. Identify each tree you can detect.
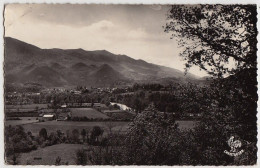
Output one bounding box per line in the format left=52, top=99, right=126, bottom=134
left=118, top=104, right=181, bottom=165
left=91, top=126, right=104, bottom=143
left=72, top=129, right=80, bottom=143
left=66, top=130, right=71, bottom=142
left=35, top=106, right=39, bottom=112
left=5, top=125, right=37, bottom=164
left=81, top=129, right=87, bottom=143
left=165, top=5, right=257, bottom=77
left=11, top=153, right=20, bottom=165
left=55, top=156, right=61, bottom=165
left=49, top=132, right=59, bottom=145
left=75, top=149, right=88, bottom=165
left=133, top=98, right=142, bottom=113
left=56, top=130, right=63, bottom=140
left=39, top=128, right=48, bottom=140
left=105, top=122, right=116, bottom=134
left=164, top=5, right=257, bottom=165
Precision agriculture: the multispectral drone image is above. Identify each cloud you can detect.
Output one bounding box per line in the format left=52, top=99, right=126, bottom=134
left=39, top=13, right=45, bottom=17
left=4, top=4, right=208, bottom=77
left=149, top=5, right=162, bottom=11
left=88, top=20, right=115, bottom=31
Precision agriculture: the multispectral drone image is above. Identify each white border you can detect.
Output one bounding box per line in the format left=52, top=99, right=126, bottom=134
left=1, top=0, right=260, bottom=4
left=0, top=1, right=259, bottom=168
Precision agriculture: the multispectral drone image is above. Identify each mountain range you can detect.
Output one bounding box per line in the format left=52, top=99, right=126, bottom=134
left=4, top=37, right=201, bottom=87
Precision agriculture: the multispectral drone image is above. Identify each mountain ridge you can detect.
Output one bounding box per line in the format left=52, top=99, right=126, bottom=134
left=4, top=37, right=201, bottom=87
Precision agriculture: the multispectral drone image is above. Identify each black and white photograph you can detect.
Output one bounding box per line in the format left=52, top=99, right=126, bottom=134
left=2, top=2, right=258, bottom=166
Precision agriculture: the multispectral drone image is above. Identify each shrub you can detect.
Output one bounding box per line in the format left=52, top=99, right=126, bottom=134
left=75, top=149, right=88, bottom=165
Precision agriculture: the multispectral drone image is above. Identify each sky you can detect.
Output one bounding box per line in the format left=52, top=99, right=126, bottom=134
left=4, top=4, right=208, bottom=77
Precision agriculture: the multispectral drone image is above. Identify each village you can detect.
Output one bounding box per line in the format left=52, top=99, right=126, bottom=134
left=5, top=83, right=202, bottom=125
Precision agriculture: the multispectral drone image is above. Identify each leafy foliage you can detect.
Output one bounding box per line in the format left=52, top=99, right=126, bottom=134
left=165, top=5, right=257, bottom=76
left=75, top=149, right=88, bottom=165
left=164, top=4, right=257, bottom=165
left=39, top=128, right=48, bottom=140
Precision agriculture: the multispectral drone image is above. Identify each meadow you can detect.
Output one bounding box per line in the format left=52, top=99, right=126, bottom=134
left=20, top=120, right=196, bottom=136
left=70, top=108, right=109, bottom=119
left=10, top=120, right=197, bottom=165
left=5, top=117, right=39, bottom=126
left=6, top=104, right=48, bottom=110
left=18, top=144, right=86, bottom=165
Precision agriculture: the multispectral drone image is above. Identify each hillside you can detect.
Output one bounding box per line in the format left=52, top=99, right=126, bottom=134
left=4, top=37, right=200, bottom=87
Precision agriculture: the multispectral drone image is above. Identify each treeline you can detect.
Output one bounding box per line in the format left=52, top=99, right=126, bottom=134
left=113, top=84, right=203, bottom=117
left=112, top=83, right=178, bottom=94
left=5, top=125, right=107, bottom=165
left=5, top=83, right=43, bottom=93
left=70, top=116, right=132, bottom=122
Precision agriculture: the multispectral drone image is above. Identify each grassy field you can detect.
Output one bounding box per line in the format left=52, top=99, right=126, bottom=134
left=5, top=104, right=48, bottom=109
left=5, top=117, right=39, bottom=126
left=22, top=121, right=129, bottom=135
left=20, top=120, right=196, bottom=136
left=105, top=111, right=135, bottom=120
left=5, top=109, right=37, bottom=113
left=12, top=120, right=197, bottom=165
left=18, top=144, right=86, bottom=165
left=70, top=108, right=110, bottom=119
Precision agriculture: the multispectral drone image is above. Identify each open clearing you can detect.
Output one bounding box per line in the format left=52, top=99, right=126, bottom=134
left=5, top=109, right=36, bottom=112
left=5, top=117, right=39, bottom=126
left=21, top=120, right=196, bottom=135
left=18, top=144, right=86, bottom=165
left=104, top=110, right=135, bottom=120
left=70, top=108, right=109, bottom=119
left=5, top=104, right=48, bottom=110
left=22, top=121, right=129, bottom=135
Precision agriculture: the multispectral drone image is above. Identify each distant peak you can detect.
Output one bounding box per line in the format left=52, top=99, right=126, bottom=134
left=74, top=62, right=87, bottom=66
left=96, top=50, right=113, bottom=55
left=77, top=48, right=85, bottom=51
left=5, top=36, right=40, bottom=49
left=98, top=64, right=114, bottom=71
left=137, top=59, right=147, bottom=63
left=71, top=62, right=89, bottom=69
left=99, top=49, right=108, bottom=52
left=100, top=63, right=111, bottom=68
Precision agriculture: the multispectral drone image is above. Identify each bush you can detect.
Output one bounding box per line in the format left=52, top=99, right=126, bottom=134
left=75, top=149, right=88, bottom=165
left=5, top=125, right=38, bottom=157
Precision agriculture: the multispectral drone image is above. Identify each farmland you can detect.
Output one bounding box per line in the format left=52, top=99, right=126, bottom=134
left=5, top=117, right=39, bottom=126
left=5, top=104, right=49, bottom=117
left=19, top=120, right=196, bottom=136
left=70, top=108, right=109, bottom=119
left=5, top=104, right=48, bottom=110
left=104, top=110, right=135, bottom=120
left=18, top=144, right=86, bottom=165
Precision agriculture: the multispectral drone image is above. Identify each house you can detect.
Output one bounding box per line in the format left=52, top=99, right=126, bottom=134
left=42, top=114, right=55, bottom=121
left=93, top=103, right=101, bottom=107
left=61, top=104, right=67, bottom=108
left=56, top=113, right=68, bottom=121
left=73, top=91, right=82, bottom=95
left=110, top=102, right=132, bottom=111
left=82, top=103, right=92, bottom=107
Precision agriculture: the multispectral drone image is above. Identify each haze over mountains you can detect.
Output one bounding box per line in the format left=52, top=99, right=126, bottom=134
left=4, top=37, right=200, bottom=87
